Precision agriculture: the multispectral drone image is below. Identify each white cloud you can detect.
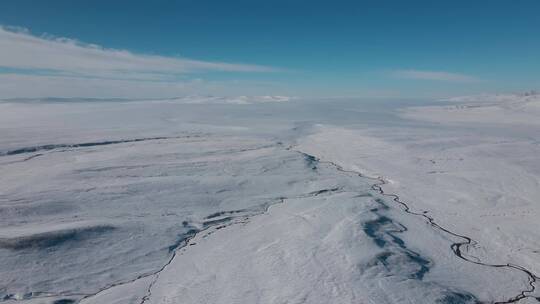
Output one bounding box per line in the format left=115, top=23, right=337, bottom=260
left=0, top=74, right=285, bottom=99
left=391, top=69, right=481, bottom=83
left=0, top=26, right=279, bottom=98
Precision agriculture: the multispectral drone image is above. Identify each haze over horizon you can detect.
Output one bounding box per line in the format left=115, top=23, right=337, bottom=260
left=1, top=0, right=539, bottom=99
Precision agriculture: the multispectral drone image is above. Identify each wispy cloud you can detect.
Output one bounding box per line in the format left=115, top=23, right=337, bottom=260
left=391, top=69, right=481, bottom=83
left=0, top=26, right=283, bottom=98
left=0, top=26, right=278, bottom=81
left=0, top=73, right=288, bottom=99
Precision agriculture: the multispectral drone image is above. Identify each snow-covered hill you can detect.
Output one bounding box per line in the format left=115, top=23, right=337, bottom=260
left=1, top=96, right=539, bottom=303
left=402, top=91, right=540, bottom=125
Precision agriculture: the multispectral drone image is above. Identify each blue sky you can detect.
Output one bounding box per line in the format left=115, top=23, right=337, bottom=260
left=0, top=0, right=539, bottom=98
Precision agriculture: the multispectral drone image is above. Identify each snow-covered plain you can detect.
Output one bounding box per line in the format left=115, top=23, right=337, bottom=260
left=1, top=95, right=539, bottom=303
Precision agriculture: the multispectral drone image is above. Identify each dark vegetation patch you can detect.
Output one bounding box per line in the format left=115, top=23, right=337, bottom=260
left=0, top=225, right=115, bottom=250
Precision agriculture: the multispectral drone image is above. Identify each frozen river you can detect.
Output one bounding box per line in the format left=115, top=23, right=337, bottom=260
left=1, top=96, right=539, bottom=303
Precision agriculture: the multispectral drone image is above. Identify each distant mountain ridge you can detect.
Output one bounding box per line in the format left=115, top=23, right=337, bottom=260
left=0, top=95, right=295, bottom=104
left=442, top=90, right=540, bottom=104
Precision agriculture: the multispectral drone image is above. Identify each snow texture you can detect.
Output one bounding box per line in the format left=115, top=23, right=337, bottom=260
left=1, top=95, right=539, bottom=303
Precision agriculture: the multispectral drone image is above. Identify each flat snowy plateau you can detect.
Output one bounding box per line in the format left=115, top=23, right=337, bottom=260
left=1, top=94, right=539, bottom=304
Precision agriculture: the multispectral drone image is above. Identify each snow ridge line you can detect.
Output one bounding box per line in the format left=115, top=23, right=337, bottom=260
left=289, top=146, right=540, bottom=304
left=136, top=186, right=344, bottom=304
left=0, top=135, right=202, bottom=157
left=0, top=140, right=280, bottom=303
left=1, top=187, right=344, bottom=303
